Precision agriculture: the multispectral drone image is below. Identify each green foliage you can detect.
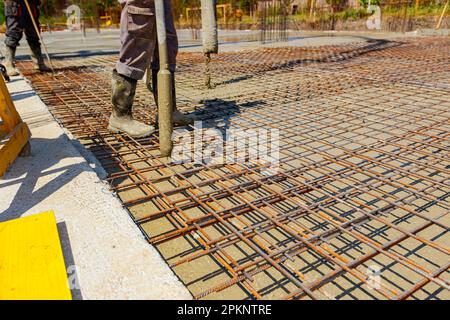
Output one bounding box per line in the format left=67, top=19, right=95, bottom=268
left=335, top=8, right=369, bottom=20
left=41, top=0, right=58, bottom=16
left=325, top=0, right=348, bottom=10
left=234, top=0, right=259, bottom=10
left=1, top=0, right=448, bottom=28
left=359, top=0, right=381, bottom=6
left=0, top=1, right=4, bottom=25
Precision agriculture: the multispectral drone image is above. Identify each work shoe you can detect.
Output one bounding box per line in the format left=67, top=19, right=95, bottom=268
left=108, top=70, right=155, bottom=138
left=108, top=115, right=155, bottom=138
left=155, top=108, right=195, bottom=127
left=4, top=46, right=19, bottom=76
left=173, top=109, right=195, bottom=126
left=30, top=46, right=52, bottom=72
left=151, top=68, right=195, bottom=127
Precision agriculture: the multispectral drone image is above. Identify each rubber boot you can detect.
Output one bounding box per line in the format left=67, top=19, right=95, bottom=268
left=152, top=68, right=194, bottom=126
left=108, top=70, right=155, bottom=138
left=4, top=46, right=19, bottom=76
left=30, top=45, right=52, bottom=72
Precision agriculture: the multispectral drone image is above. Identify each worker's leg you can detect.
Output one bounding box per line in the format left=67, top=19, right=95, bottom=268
left=151, top=0, right=194, bottom=126
left=3, top=0, right=24, bottom=76
left=23, top=1, right=51, bottom=72
left=109, top=0, right=156, bottom=138
left=116, top=0, right=157, bottom=80
left=109, top=69, right=156, bottom=137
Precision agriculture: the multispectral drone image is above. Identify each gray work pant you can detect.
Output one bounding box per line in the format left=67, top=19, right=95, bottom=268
left=116, top=0, right=178, bottom=80
left=4, top=0, right=41, bottom=49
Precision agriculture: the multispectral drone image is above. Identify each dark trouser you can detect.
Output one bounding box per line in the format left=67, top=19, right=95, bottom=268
left=4, top=0, right=41, bottom=49
left=115, top=0, right=178, bottom=80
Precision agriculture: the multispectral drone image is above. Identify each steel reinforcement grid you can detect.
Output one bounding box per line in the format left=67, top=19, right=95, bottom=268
left=18, top=36, right=449, bottom=300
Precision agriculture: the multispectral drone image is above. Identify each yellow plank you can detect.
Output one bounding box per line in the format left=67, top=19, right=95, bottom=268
left=0, top=211, right=72, bottom=300
left=0, top=121, right=31, bottom=177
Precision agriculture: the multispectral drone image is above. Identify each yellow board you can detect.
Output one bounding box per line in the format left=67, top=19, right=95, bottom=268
left=0, top=211, right=72, bottom=300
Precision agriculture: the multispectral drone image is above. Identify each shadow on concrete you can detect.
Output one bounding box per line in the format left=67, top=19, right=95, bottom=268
left=10, top=90, right=37, bottom=102
left=195, top=98, right=263, bottom=133
left=18, top=110, right=55, bottom=130
left=57, top=221, right=83, bottom=300
left=0, top=135, right=89, bottom=222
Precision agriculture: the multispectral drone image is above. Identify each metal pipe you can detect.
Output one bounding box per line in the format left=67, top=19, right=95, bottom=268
left=201, top=0, right=218, bottom=89
left=154, top=0, right=173, bottom=157
left=201, top=0, right=218, bottom=54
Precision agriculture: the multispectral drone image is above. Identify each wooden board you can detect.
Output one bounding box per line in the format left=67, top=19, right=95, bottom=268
left=0, top=211, right=72, bottom=300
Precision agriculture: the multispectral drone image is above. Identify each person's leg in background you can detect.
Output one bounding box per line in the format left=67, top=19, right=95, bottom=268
left=24, top=0, right=51, bottom=72
left=3, top=0, right=23, bottom=76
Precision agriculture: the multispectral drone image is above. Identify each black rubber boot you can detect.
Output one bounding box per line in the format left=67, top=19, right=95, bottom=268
left=108, top=70, right=155, bottom=138
left=4, top=46, right=19, bottom=76
left=30, top=45, right=52, bottom=72
left=152, top=68, right=194, bottom=126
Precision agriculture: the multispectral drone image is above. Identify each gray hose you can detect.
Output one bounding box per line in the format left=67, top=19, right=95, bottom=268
left=154, top=0, right=173, bottom=157
left=201, top=0, right=218, bottom=54
left=201, top=0, right=218, bottom=89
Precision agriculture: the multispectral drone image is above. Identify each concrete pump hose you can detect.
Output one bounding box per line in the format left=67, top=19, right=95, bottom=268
left=201, top=0, right=218, bottom=54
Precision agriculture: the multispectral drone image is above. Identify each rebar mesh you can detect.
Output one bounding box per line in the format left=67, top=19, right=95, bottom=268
left=18, top=36, right=450, bottom=300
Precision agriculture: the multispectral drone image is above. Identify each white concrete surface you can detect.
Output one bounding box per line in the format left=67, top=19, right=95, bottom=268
left=0, top=76, right=192, bottom=300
